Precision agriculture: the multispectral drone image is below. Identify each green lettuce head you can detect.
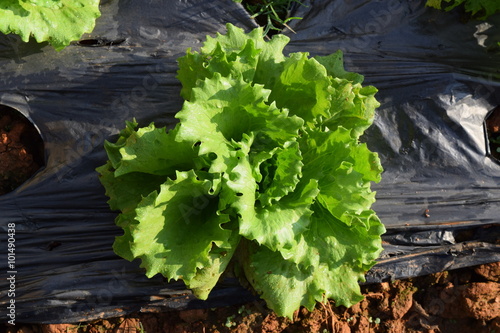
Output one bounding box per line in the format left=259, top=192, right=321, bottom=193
left=97, top=23, right=385, bottom=318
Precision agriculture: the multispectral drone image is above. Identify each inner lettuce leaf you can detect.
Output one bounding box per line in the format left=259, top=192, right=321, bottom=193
left=98, top=23, right=385, bottom=318
left=0, top=0, right=101, bottom=51
left=256, top=141, right=304, bottom=206
left=175, top=73, right=303, bottom=173
left=269, top=52, right=332, bottom=128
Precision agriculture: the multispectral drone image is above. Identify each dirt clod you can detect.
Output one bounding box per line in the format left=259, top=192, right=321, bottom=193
left=460, top=282, right=500, bottom=321
left=475, top=261, right=500, bottom=282
left=390, top=281, right=416, bottom=319
left=40, top=324, right=74, bottom=333
left=178, top=309, right=208, bottom=323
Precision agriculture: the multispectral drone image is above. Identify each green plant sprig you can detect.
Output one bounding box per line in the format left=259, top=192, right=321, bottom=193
left=234, top=0, right=306, bottom=36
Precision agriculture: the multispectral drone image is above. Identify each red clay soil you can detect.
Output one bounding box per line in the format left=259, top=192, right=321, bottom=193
left=5, top=261, right=500, bottom=333
left=0, top=106, right=44, bottom=195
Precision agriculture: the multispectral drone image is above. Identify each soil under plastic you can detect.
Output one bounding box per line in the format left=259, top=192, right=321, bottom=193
left=4, top=261, right=499, bottom=333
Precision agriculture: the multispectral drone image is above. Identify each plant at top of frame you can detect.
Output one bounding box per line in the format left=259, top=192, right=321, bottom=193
left=0, top=0, right=101, bottom=51
left=426, top=0, right=500, bottom=20
left=233, top=0, right=306, bottom=36
left=97, top=23, right=385, bottom=318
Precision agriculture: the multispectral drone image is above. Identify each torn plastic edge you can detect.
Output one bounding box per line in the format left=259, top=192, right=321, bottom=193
left=383, top=220, right=499, bottom=231
left=73, top=37, right=127, bottom=47
left=366, top=241, right=500, bottom=283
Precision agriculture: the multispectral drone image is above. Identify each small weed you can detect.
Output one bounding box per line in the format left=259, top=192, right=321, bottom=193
left=489, top=136, right=500, bottom=144
left=238, top=305, right=252, bottom=316
left=489, top=135, right=500, bottom=151
left=225, top=314, right=237, bottom=328
left=136, top=322, right=147, bottom=333
left=66, top=323, right=87, bottom=333
left=368, top=317, right=381, bottom=324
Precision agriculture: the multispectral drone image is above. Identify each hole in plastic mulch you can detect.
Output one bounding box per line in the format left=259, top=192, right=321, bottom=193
left=485, top=106, right=500, bottom=164
left=0, top=105, right=44, bottom=195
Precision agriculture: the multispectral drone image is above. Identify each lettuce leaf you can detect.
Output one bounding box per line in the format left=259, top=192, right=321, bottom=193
left=98, top=23, right=384, bottom=318
left=241, top=206, right=385, bottom=316
left=0, top=0, right=101, bottom=51
left=131, top=170, right=237, bottom=295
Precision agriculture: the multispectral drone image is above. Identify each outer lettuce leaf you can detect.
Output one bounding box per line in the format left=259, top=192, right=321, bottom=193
left=96, top=161, right=165, bottom=214
left=176, top=51, right=211, bottom=101
left=177, top=40, right=261, bottom=101
left=188, top=229, right=240, bottom=299
left=0, top=0, right=101, bottom=51
left=102, top=120, right=138, bottom=169
left=130, top=171, right=235, bottom=295
left=299, top=127, right=382, bottom=226
left=239, top=178, right=319, bottom=253
left=324, top=81, right=379, bottom=139
left=242, top=205, right=385, bottom=318
left=96, top=160, right=166, bottom=261
left=218, top=137, right=258, bottom=236
left=177, top=24, right=289, bottom=99
left=315, top=52, right=380, bottom=138
left=314, top=51, right=364, bottom=84
left=111, top=212, right=137, bottom=262
left=104, top=122, right=199, bottom=178
left=202, top=24, right=289, bottom=89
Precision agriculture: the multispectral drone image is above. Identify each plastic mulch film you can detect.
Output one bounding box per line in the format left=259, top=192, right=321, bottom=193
left=0, top=0, right=499, bottom=324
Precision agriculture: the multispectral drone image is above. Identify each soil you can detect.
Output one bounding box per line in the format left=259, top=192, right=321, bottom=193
left=0, top=105, right=44, bottom=195
left=486, top=106, right=500, bottom=162
left=5, top=261, right=499, bottom=333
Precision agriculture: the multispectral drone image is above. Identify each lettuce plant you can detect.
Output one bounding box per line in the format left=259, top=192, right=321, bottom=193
left=97, top=23, right=385, bottom=318
left=0, top=0, right=101, bottom=51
